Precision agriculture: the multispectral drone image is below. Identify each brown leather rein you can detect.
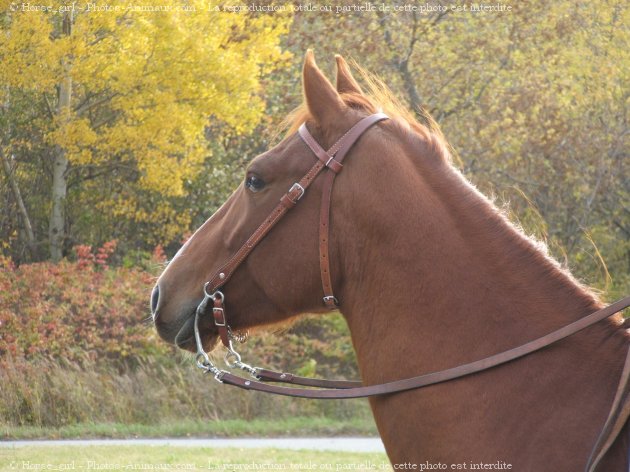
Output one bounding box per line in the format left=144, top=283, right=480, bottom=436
left=192, top=112, right=630, bottom=400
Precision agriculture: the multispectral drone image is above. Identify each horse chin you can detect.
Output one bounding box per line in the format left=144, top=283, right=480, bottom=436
left=176, top=330, right=220, bottom=354
left=173, top=314, right=220, bottom=354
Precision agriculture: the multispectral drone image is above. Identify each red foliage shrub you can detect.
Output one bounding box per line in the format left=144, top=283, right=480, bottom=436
left=95, top=240, right=118, bottom=268
left=0, top=244, right=363, bottom=428
left=0, top=242, right=357, bottom=380
left=74, top=245, right=95, bottom=270
left=0, top=244, right=169, bottom=364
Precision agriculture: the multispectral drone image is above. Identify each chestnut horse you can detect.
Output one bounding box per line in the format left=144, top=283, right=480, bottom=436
left=152, top=52, right=630, bottom=470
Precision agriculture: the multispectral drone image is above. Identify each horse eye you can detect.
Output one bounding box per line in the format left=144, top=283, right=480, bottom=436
left=245, top=175, right=266, bottom=193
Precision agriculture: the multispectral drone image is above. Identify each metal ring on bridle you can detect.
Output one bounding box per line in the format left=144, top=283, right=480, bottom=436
left=204, top=283, right=224, bottom=303
left=224, top=349, right=242, bottom=368
left=195, top=352, right=212, bottom=370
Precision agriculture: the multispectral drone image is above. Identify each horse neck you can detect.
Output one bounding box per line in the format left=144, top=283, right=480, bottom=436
left=337, top=148, right=626, bottom=385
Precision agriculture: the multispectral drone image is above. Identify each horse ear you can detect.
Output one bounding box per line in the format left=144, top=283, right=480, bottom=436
left=303, top=50, right=345, bottom=124
left=335, top=55, right=363, bottom=95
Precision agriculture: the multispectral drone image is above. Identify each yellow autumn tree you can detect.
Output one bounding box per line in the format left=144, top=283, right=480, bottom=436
left=0, top=1, right=290, bottom=260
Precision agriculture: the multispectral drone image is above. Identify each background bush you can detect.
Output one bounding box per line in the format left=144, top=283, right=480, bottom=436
left=0, top=243, right=364, bottom=429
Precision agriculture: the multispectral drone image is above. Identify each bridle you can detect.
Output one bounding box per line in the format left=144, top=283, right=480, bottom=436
left=195, top=111, right=390, bottom=368
left=191, top=111, right=630, bottom=401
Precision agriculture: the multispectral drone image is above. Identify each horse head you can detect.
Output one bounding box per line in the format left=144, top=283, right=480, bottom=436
left=151, top=51, right=421, bottom=353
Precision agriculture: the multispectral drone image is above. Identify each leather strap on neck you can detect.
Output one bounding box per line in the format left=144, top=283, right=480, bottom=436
left=217, top=295, right=630, bottom=399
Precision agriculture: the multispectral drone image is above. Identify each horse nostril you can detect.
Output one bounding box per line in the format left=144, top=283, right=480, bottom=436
left=151, top=285, right=160, bottom=315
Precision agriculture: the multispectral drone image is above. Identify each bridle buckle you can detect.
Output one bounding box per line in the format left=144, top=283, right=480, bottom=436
left=213, top=307, right=226, bottom=327
left=288, top=183, right=305, bottom=202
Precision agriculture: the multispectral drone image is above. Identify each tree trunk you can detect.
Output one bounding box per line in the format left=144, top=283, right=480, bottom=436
left=49, top=11, right=73, bottom=262
left=0, top=148, right=37, bottom=257
left=376, top=10, right=423, bottom=116
left=2, top=86, right=38, bottom=260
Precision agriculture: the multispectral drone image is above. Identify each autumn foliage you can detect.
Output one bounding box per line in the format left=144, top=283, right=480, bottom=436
left=0, top=241, right=357, bottom=372
left=0, top=245, right=361, bottom=427
left=0, top=243, right=164, bottom=362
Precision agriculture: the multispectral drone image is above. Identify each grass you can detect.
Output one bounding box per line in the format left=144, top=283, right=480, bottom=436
left=1, top=354, right=371, bottom=431
left=0, top=446, right=390, bottom=472
left=1, top=417, right=378, bottom=440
